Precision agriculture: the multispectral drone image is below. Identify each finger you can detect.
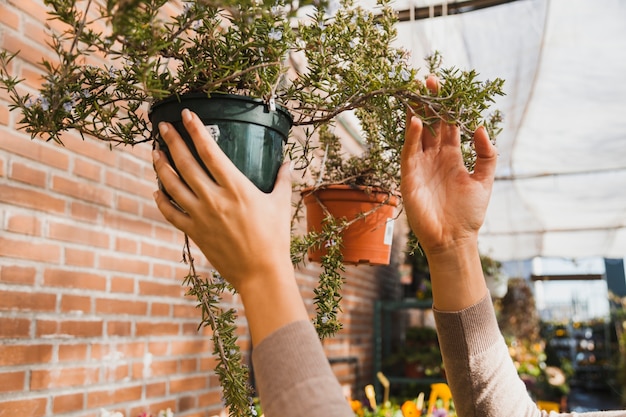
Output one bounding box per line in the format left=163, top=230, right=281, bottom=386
left=426, top=74, right=439, bottom=94
left=440, top=121, right=461, bottom=148
left=158, top=120, right=218, bottom=197
left=153, top=189, right=193, bottom=233
left=182, top=109, right=246, bottom=190
left=152, top=148, right=198, bottom=211
left=272, top=162, right=293, bottom=202
left=472, top=126, right=498, bottom=181
left=401, top=116, right=424, bottom=168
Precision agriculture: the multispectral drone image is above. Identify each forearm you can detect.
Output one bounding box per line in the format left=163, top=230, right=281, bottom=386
left=237, top=257, right=309, bottom=347
left=425, top=238, right=488, bottom=312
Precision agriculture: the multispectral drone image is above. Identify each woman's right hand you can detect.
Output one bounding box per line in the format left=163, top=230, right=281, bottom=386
left=400, top=77, right=498, bottom=256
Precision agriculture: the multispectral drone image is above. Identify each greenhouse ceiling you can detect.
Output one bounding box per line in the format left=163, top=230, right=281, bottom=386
left=383, top=0, right=626, bottom=261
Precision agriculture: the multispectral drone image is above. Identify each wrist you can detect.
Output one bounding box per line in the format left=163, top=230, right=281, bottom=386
left=236, top=259, right=309, bottom=346
left=425, top=238, right=488, bottom=312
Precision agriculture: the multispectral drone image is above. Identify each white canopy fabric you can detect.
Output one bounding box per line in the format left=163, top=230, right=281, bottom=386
left=388, top=0, right=626, bottom=261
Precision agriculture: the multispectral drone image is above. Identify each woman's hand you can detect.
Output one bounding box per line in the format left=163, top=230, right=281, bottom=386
left=401, top=78, right=498, bottom=256
left=400, top=76, right=498, bottom=310
left=152, top=109, right=293, bottom=294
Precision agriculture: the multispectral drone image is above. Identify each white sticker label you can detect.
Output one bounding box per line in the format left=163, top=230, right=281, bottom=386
left=205, top=125, right=220, bottom=142
left=384, top=218, right=394, bottom=245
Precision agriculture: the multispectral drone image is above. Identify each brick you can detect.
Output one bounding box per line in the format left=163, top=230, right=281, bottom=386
left=31, top=366, right=99, bottom=390
left=10, top=160, right=47, bottom=187
left=0, top=317, right=30, bottom=338
left=0, top=184, right=65, bottom=214
left=0, top=105, right=8, bottom=126
left=140, top=241, right=180, bottom=261
left=95, top=298, right=148, bottom=316
left=58, top=344, right=88, bottom=362
left=107, top=320, right=131, bottom=337
left=43, top=269, right=106, bottom=291
left=0, top=130, right=70, bottom=170
left=104, top=169, right=153, bottom=198
left=37, top=319, right=103, bottom=338
left=179, top=358, right=197, bottom=373
left=60, top=134, right=117, bottom=167
left=173, top=304, right=199, bottom=319
left=48, top=221, right=110, bottom=248
left=115, top=236, right=139, bottom=254
left=70, top=201, right=101, bottom=222
left=64, top=248, right=96, bottom=268
left=136, top=321, right=179, bottom=337
left=116, top=152, right=145, bottom=177
left=0, top=344, right=53, bottom=366
left=8, top=0, right=50, bottom=23
left=52, top=392, right=84, bottom=414
left=138, top=280, right=183, bottom=298
left=0, top=370, right=25, bottom=393
left=169, top=375, right=207, bottom=393
left=0, top=265, right=36, bottom=285
left=73, top=157, right=102, bottom=182
left=146, top=381, right=167, bottom=398
left=98, top=254, right=150, bottom=275
left=133, top=358, right=176, bottom=379
left=60, top=294, right=92, bottom=314
left=87, top=384, right=142, bottom=408
left=102, top=211, right=153, bottom=237
left=7, top=213, right=41, bottom=236
left=1, top=30, right=51, bottom=66
left=116, top=194, right=140, bottom=215
left=150, top=302, right=171, bottom=317
left=110, top=276, right=135, bottom=293
left=0, top=290, right=56, bottom=312
left=0, top=4, right=20, bottom=31
left=0, top=397, right=47, bottom=416
left=51, top=175, right=113, bottom=207
left=0, top=236, right=61, bottom=263
left=102, top=364, right=130, bottom=382
left=0, top=155, right=5, bottom=176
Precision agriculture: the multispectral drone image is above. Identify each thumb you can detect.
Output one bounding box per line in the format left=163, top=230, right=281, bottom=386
left=472, top=126, right=497, bottom=181
left=271, top=161, right=293, bottom=200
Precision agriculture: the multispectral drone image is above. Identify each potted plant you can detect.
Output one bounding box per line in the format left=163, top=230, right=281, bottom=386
left=0, top=0, right=504, bottom=414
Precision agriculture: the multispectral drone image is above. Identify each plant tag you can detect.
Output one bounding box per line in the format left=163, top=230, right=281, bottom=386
left=384, top=218, right=394, bottom=245
left=268, top=97, right=276, bottom=111
left=204, top=125, right=220, bottom=142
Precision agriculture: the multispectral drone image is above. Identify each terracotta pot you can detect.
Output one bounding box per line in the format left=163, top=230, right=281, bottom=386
left=302, top=185, right=399, bottom=265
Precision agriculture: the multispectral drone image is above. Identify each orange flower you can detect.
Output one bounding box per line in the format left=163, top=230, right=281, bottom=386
left=350, top=400, right=364, bottom=416
left=401, top=400, right=420, bottom=417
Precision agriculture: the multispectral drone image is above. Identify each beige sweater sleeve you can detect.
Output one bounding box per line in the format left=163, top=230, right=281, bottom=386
left=434, top=295, right=626, bottom=417
left=251, top=319, right=354, bottom=417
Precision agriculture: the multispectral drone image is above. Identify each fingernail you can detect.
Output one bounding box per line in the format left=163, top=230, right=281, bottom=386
left=158, top=122, right=169, bottom=135
left=182, top=108, right=192, bottom=123
left=153, top=190, right=159, bottom=200
left=152, top=149, right=160, bottom=162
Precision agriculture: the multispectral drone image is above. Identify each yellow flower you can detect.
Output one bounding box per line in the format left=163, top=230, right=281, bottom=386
left=401, top=400, right=420, bottom=417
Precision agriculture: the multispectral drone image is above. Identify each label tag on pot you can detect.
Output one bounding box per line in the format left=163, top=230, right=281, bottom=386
left=204, top=125, right=220, bottom=142
left=384, top=218, right=394, bottom=245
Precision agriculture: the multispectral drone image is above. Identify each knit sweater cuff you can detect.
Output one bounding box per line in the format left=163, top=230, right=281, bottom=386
left=433, top=294, right=502, bottom=358
left=252, top=320, right=353, bottom=417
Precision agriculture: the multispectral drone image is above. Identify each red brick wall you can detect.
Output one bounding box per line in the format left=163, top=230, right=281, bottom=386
left=0, top=2, right=403, bottom=416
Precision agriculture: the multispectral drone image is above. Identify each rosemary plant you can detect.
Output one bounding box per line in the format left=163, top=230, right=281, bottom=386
left=0, top=0, right=505, bottom=415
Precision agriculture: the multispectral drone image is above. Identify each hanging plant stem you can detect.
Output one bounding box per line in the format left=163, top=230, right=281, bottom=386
left=181, top=235, right=254, bottom=417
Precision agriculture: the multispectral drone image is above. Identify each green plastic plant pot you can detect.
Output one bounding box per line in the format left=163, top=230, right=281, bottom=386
left=149, top=93, right=293, bottom=193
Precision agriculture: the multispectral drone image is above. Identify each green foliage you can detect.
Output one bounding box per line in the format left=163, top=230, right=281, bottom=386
left=0, top=1, right=507, bottom=415
left=181, top=237, right=253, bottom=417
